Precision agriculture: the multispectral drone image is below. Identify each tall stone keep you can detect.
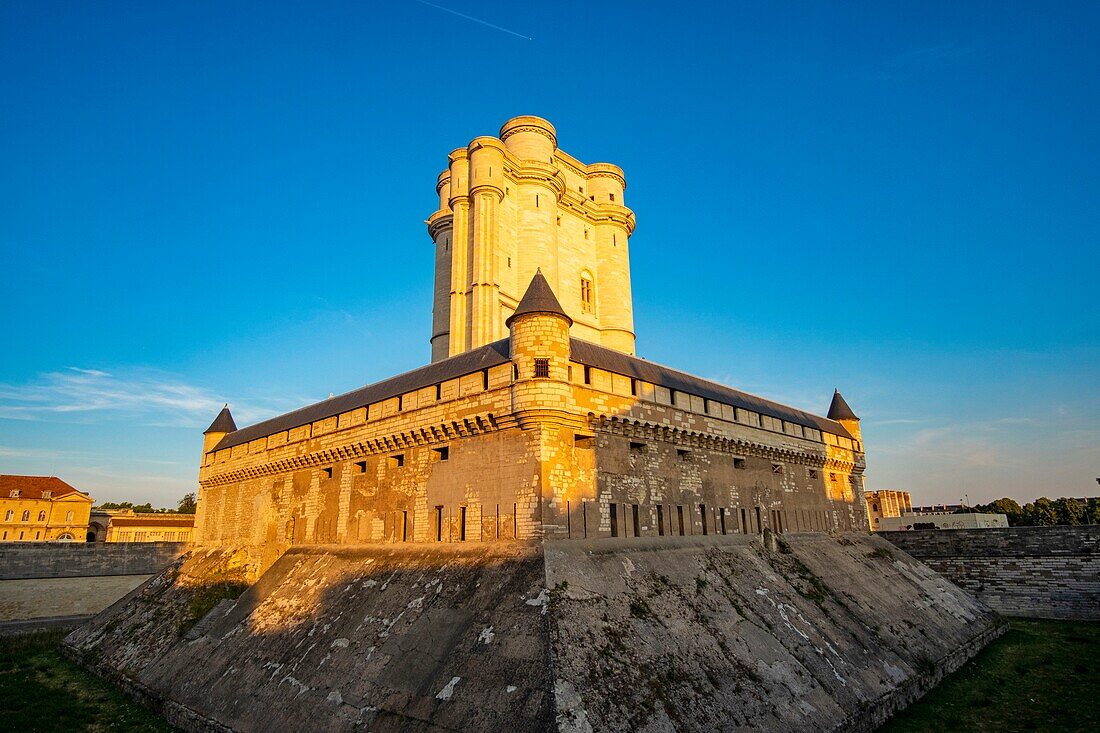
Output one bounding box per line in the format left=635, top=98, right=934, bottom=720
left=427, top=116, right=637, bottom=362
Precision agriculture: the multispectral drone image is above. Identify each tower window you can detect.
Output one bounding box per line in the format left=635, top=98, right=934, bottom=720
left=580, top=276, right=594, bottom=313
left=534, top=358, right=550, bottom=378
left=610, top=193, right=616, bottom=202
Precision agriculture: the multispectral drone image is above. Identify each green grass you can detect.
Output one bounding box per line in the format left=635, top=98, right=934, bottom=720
left=882, top=618, right=1100, bottom=733
left=0, top=630, right=176, bottom=732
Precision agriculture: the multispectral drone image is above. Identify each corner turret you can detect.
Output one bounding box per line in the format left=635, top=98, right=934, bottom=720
left=508, top=271, right=573, bottom=420
left=203, top=404, right=237, bottom=454
left=827, top=389, right=861, bottom=443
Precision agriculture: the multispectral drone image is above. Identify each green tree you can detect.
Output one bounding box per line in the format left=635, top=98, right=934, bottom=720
left=177, top=492, right=197, bottom=514
left=1055, top=497, right=1086, bottom=526
left=1024, top=497, right=1059, bottom=526
left=975, top=498, right=1024, bottom=526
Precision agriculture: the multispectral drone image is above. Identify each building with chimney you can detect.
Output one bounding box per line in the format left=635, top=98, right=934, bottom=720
left=194, top=117, right=867, bottom=555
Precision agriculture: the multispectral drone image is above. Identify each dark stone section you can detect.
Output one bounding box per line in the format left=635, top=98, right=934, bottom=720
left=64, top=544, right=554, bottom=733
left=881, top=526, right=1100, bottom=620
left=545, top=533, right=1003, bottom=733
left=0, top=542, right=187, bottom=580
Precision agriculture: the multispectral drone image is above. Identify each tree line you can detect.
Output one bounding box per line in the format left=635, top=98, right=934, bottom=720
left=94, top=493, right=197, bottom=515
left=969, top=496, right=1100, bottom=526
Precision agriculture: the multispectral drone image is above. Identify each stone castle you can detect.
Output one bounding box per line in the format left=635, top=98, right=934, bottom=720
left=195, top=115, right=867, bottom=555
left=67, top=116, right=1007, bottom=733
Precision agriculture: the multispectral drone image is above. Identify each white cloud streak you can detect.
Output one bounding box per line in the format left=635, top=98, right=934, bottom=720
left=0, top=367, right=286, bottom=429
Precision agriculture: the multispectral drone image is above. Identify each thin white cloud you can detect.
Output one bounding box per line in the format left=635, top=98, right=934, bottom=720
left=0, top=367, right=286, bottom=429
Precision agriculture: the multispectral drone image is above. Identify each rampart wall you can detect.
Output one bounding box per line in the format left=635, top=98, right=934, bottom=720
left=880, top=526, right=1099, bottom=620
left=0, top=541, right=186, bottom=580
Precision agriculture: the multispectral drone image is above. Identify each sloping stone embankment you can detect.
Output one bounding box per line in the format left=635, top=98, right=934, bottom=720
left=64, top=535, right=1003, bottom=732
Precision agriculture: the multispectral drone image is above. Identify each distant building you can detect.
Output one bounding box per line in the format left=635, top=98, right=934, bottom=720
left=105, top=512, right=195, bottom=543
left=909, top=503, right=963, bottom=514
left=879, top=512, right=1008, bottom=531
left=0, top=475, right=94, bottom=542
left=87, top=510, right=111, bottom=542
left=864, top=490, right=912, bottom=531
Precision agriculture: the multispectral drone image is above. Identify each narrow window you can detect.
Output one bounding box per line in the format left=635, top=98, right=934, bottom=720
left=436, top=506, right=444, bottom=542
left=657, top=505, right=665, bottom=536
left=322, top=467, right=333, bottom=479
left=391, top=454, right=405, bottom=468
left=677, top=448, right=691, bottom=461
left=584, top=229, right=589, bottom=239
left=397, top=395, right=403, bottom=411
left=536, top=194, right=540, bottom=207
left=534, top=358, right=550, bottom=378
left=771, top=463, right=784, bottom=474
left=609, top=502, right=619, bottom=537
left=809, top=468, right=819, bottom=479
left=583, top=365, right=591, bottom=385
left=630, top=378, right=637, bottom=396
left=631, top=504, right=640, bottom=537
left=433, top=446, right=449, bottom=461
left=610, top=193, right=616, bottom=202
left=580, top=276, right=594, bottom=313
left=567, top=500, right=572, bottom=538
left=355, top=460, right=367, bottom=473
left=37, top=511, right=46, bottom=522
left=676, top=506, right=685, bottom=536
left=719, top=508, right=727, bottom=535
left=556, top=216, right=561, bottom=226
left=4, top=511, right=12, bottom=521
left=734, top=457, right=746, bottom=469
left=507, top=256, right=512, bottom=268
left=699, top=504, right=708, bottom=535
left=755, top=507, right=763, bottom=534
left=21, top=511, right=29, bottom=522
left=741, top=508, right=748, bottom=534
left=435, top=383, right=442, bottom=400
left=459, top=506, right=467, bottom=541
left=513, top=364, right=519, bottom=380
left=482, top=369, right=489, bottom=390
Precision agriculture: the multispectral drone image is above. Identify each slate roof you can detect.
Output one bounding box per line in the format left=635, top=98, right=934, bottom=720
left=827, top=389, right=859, bottom=421
left=212, top=339, right=512, bottom=451
left=211, top=337, right=852, bottom=454
left=569, top=339, right=853, bottom=439
left=0, top=475, right=88, bottom=501
left=505, top=270, right=573, bottom=327
left=204, top=405, right=237, bottom=434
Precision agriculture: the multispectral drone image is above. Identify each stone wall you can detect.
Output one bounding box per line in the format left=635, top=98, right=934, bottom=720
left=880, top=526, right=1100, bottom=620
left=64, top=534, right=1003, bottom=732
left=0, top=541, right=186, bottom=580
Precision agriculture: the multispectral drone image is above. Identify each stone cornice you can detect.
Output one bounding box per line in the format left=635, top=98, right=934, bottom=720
left=199, top=412, right=509, bottom=488
left=592, top=415, right=829, bottom=467
left=427, top=210, right=453, bottom=240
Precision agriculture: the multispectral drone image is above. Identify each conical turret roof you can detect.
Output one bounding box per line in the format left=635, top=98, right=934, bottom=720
left=204, top=404, right=237, bottom=434
left=827, top=390, right=859, bottom=421
left=505, top=270, right=572, bottom=327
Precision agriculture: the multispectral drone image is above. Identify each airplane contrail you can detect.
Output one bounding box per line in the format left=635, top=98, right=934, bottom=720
left=414, top=0, right=533, bottom=41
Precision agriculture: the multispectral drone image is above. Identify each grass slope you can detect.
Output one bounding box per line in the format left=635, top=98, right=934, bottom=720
left=0, top=629, right=176, bottom=732
left=883, top=618, right=1099, bottom=733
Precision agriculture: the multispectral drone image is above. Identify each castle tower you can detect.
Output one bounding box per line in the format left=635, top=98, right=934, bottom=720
left=507, top=269, right=573, bottom=420
left=428, top=116, right=637, bottom=362
left=827, top=389, right=861, bottom=444
left=202, top=404, right=237, bottom=455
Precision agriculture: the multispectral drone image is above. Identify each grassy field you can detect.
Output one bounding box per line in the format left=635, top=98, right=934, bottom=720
left=0, top=629, right=175, bottom=732
left=0, top=619, right=1095, bottom=731
left=883, top=618, right=1100, bottom=733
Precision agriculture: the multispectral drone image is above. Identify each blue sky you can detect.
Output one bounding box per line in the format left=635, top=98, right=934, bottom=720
left=1, top=1, right=1097, bottom=508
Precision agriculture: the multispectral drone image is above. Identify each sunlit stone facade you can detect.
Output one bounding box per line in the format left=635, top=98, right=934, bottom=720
left=195, top=117, right=867, bottom=554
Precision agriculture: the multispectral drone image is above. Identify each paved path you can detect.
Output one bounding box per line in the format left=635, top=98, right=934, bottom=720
left=0, top=575, right=151, bottom=621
